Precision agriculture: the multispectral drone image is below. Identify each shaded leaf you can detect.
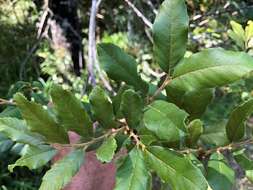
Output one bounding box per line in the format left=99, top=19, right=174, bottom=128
left=144, top=146, right=208, bottom=190
left=120, top=89, right=143, bottom=128
left=201, top=122, right=229, bottom=146
left=115, top=148, right=150, bottom=190
left=112, top=85, right=132, bottom=118
left=97, top=43, right=148, bottom=94
left=50, top=84, right=93, bottom=138
left=207, top=153, right=235, bottom=190
left=181, top=89, right=214, bottom=120
left=14, top=93, right=68, bottom=144
left=96, top=136, right=117, bottom=163
left=226, top=99, right=253, bottom=142
left=89, top=86, right=117, bottom=129
left=39, top=149, right=85, bottom=190
left=0, top=133, right=13, bottom=153
left=153, top=0, right=189, bottom=73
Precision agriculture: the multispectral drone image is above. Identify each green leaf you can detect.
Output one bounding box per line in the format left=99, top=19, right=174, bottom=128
left=207, top=153, right=235, bottom=190
left=181, top=89, right=214, bottom=120
left=187, top=153, right=206, bottom=175
left=144, top=146, right=208, bottom=190
left=233, top=149, right=253, bottom=170
left=0, top=133, right=13, bottom=153
left=96, top=136, right=117, bottom=163
left=200, top=122, right=229, bottom=146
left=8, top=145, right=57, bottom=172
left=120, top=89, right=143, bottom=128
left=228, top=20, right=245, bottom=49
left=186, top=119, right=203, bottom=146
left=14, top=93, right=69, bottom=144
left=0, top=117, right=44, bottom=146
left=153, top=0, right=189, bottom=73
left=166, top=88, right=214, bottom=120
left=50, top=84, right=93, bottom=138
left=114, top=148, right=150, bottom=190
left=143, top=100, right=188, bottom=142
left=226, top=99, right=253, bottom=142
left=246, top=170, right=253, bottom=183
left=89, top=86, right=117, bottom=129
left=0, top=106, right=21, bottom=118
left=97, top=43, right=148, bottom=94
left=246, top=21, right=253, bottom=42
left=166, top=48, right=253, bottom=92
left=39, top=149, right=85, bottom=190
left=112, top=85, right=132, bottom=118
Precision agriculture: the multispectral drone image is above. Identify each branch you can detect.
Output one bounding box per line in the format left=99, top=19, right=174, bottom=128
left=88, top=0, right=98, bottom=86
left=180, top=138, right=253, bottom=156
left=59, top=126, right=126, bottom=149
left=148, top=75, right=171, bottom=103
left=124, top=0, right=152, bottom=29
left=0, top=98, right=16, bottom=106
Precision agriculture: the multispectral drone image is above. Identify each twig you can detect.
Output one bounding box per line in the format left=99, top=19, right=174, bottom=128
left=146, top=0, right=158, bottom=15
left=124, top=0, right=152, bottom=29
left=180, top=138, right=253, bottom=156
left=148, top=75, right=171, bottom=103
left=0, top=98, right=16, bottom=106
left=59, top=126, right=126, bottom=149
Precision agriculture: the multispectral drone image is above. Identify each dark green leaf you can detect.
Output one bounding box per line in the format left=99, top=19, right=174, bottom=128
left=0, top=117, right=44, bottom=146
left=233, top=149, right=253, bottom=170
left=0, top=133, right=13, bottom=153
left=112, top=85, right=132, bottom=118
left=96, top=136, right=117, bottom=163
left=226, top=99, right=253, bottom=142
left=8, top=145, right=57, bottom=172
left=97, top=43, right=148, bottom=94
left=143, top=100, right=188, bottom=142
left=144, top=146, right=208, bottom=190
left=39, top=149, right=85, bottom=190
left=181, top=89, right=214, bottom=120
left=153, top=0, right=189, bottom=73
left=207, top=153, right=235, bottom=190
left=167, top=48, right=253, bottom=92
left=89, top=86, right=117, bottom=129
left=115, top=148, right=150, bottom=190
left=50, top=84, right=93, bottom=138
left=14, top=93, right=69, bottom=144
left=200, top=121, right=229, bottom=146
left=120, top=89, right=143, bottom=128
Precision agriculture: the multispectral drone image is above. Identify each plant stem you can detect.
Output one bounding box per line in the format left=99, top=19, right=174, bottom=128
left=180, top=138, right=253, bottom=156
left=61, top=126, right=126, bottom=149
left=0, top=98, right=16, bottom=106
left=148, top=75, right=171, bottom=103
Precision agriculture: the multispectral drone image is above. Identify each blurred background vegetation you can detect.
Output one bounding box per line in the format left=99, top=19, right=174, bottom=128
left=1, top=0, right=253, bottom=189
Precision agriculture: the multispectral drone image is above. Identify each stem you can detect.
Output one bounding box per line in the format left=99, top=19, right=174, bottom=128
left=60, top=126, right=126, bottom=149
left=0, top=98, right=16, bottom=106
left=179, top=138, right=253, bottom=156
left=124, top=0, right=152, bottom=29
left=148, top=75, right=171, bottom=103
